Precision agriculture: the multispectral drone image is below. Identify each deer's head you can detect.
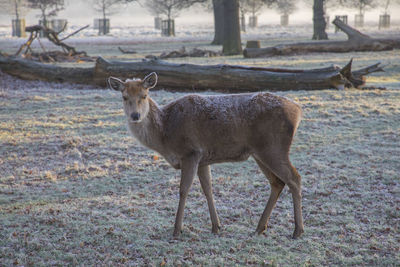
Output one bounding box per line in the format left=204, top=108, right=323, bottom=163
left=108, top=72, right=158, bottom=123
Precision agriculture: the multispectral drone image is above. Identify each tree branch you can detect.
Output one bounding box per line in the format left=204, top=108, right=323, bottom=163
left=59, top=24, right=89, bottom=41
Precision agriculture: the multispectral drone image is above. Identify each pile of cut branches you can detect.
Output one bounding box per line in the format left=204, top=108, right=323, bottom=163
left=22, top=51, right=95, bottom=63
left=15, top=24, right=95, bottom=63
left=145, top=47, right=222, bottom=60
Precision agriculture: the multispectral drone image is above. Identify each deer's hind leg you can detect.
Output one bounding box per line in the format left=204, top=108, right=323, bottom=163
left=254, top=150, right=304, bottom=239
left=254, top=158, right=285, bottom=235
left=198, top=165, right=221, bottom=233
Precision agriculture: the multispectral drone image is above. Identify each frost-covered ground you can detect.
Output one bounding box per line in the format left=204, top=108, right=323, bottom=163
left=1, top=22, right=400, bottom=58
left=0, top=26, right=399, bottom=265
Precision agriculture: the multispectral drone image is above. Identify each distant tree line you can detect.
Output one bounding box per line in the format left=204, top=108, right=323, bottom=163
left=0, top=0, right=399, bottom=53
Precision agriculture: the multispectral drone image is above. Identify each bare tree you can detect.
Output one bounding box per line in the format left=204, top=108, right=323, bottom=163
left=238, top=0, right=247, bottom=31
left=238, top=0, right=262, bottom=30
left=0, top=0, right=29, bottom=36
left=381, top=0, right=400, bottom=13
left=240, top=0, right=265, bottom=18
left=339, top=0, right=377, bottom=15
left=274, top=0, right=297, bottom=16
left=383, top=0, right=390, bottom=12
left=142, top=0, right=207, bottom=21
left=27, top=0, right=65, bottom=25
left=92, top=0, right=125, bottom=21
left=0, top=0, right=29, bottom=20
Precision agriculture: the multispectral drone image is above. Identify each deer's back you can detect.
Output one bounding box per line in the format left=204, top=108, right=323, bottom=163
left=161, top=93, right=301, bottom=165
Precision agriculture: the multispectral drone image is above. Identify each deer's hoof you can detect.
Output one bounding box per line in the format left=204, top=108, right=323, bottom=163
left=255, top=226, right=266, bottom=235
left=173, top=229, right=182, bottom=237
left=292, top=228, right=304, bottom=239
left=211, top=224, right=221, bottom=234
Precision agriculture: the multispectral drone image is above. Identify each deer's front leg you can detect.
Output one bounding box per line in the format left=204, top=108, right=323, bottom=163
left=173, top=153, right=200, bottom=237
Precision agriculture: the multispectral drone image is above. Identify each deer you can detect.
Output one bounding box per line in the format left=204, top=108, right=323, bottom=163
left=108, top=72, right=304, bottom=239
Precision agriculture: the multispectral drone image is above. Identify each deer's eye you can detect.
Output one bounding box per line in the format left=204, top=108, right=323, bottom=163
left=142, top=95, right=147, bottom=100
left=123, top=96, right=128, bottom=101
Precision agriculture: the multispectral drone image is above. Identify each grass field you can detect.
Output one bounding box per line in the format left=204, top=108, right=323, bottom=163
left=0, top=33, right=400, bottom=265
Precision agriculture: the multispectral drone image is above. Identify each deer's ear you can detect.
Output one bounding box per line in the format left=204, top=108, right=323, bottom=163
left=143, top=72, right=158, bottom=89
left=108, top=77, right=125, bottom=91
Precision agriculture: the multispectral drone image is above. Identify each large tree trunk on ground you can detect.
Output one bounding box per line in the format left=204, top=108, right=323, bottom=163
left=211, top=0, right=224, bottom=45
left=0, top=54, right=383, bottom=91
left=244, top=40, right=391, bottom=58
left=0, top=54, right=93, bottom=84
left=94, top=57, right=382, bottom=90
left=222, top=0, right=242, bottom=55
left=329, top=17, right=400, bottom=48
left=94, top=57, right=345, bottom=90
left=244, top=17, right=400, bottom=58
left=312, top=0, right=328, bottom=40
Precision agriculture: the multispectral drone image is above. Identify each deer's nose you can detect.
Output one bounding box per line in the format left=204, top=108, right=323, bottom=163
left=131, top=112, right=140, bottom=121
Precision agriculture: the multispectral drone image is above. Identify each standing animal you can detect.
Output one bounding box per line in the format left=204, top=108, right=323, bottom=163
left=108, top=72, right=304, bottom=238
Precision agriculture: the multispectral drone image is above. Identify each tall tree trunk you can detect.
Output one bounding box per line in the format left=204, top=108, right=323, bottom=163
left=222, top=0, right=242, bottom=55
left=103, top=2, right=106, bottom=20
left=14, top=0, right=19, bottom=20
left=211, top=0, right=224, bottom=45
left=241, top=11, right=246, bottom=32
left=312, top=0, right=328, bottom=40
left=167, top=7, right=171, bottom=21
left=42, top=8, right=47, bottom=26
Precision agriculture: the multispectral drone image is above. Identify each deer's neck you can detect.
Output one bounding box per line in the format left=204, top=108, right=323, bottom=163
left=127, top=98, right=164, bottom=153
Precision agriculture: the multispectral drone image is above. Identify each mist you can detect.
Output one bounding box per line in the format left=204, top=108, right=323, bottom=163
left=1, top=1, right=398, bottom=26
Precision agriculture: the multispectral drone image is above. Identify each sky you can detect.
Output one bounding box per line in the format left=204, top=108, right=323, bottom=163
left=0, top=1, right=398, bottom=26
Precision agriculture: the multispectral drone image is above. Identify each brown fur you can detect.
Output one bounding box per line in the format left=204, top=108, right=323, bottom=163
left=108, top=73, right=304, bottom=238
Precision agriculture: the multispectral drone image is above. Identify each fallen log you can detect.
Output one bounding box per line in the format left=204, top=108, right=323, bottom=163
left=94, top=57, right=345, bottom=91
left=93, top=57, right=382, bottom=91
left=243, top=17, right=400, bottom=58
left=335, top=18, right=400, bottom=48
left=0, top=54, right=383, bottom=91
left=0, top=54, right=93, bottom=84
left=341, top=59, right=385, bottom=88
